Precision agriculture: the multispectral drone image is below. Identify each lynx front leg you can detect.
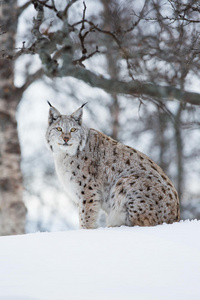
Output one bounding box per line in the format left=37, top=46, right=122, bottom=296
left=79, top=195, right=101, bottom=229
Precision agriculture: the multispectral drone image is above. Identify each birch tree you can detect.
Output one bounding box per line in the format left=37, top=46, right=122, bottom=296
left=0, top=1, right=27, bottom=235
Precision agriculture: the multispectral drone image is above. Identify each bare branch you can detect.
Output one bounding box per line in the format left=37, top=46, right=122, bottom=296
left=35, top=0, right=58, bottom=12
left=78, top=1, right=88, bottom=55
left=0, top=46, right=36, bottom=60
left=73, top=46, right=100, bottom=67
left=2, top=0, right=200, bottom=107
left=18, top=1, right=32, bottom=16
left=31, top=0, right=58, bottom=74
left=52, top=66, right=200, bottom=106
left=18, top=68, right=44, bottom=94
left=57, top=0, right=78, bottom=20
left=31, top=0, right=45, bottom=39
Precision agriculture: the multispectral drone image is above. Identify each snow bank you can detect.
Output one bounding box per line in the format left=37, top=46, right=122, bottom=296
left=0, top=220, right=200, bottom=300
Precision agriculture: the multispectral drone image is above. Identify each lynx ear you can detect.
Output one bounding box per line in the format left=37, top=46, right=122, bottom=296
left=47, top=101, right=61, bottom=125
left=71, top=103, right=87, bottom=125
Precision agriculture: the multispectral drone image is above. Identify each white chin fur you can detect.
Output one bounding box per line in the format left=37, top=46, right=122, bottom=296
left=59, top=144, right=72, bottom=150
left=59, top=143, right=78, bottom=156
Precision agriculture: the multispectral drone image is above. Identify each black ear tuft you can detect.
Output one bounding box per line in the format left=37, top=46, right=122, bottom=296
left=47, top=101, right=52, bottom=107
left=81, top=102, right=88, bottom=108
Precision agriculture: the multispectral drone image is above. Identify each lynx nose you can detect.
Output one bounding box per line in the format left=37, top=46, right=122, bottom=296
left=63, top=136, right=70, bottom=143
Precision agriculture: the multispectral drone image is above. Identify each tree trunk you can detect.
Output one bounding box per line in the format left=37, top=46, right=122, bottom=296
left=157, top=109, right=169, bottom=173
left=174, top=104, right=184, bottom=203
left=0, top=0, right=27, bottom=235
left=109, top=95, right=120, bottom=141
left=101, top=0, right=121, bottom=141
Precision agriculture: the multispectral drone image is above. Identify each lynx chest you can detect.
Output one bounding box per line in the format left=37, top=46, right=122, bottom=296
left=53, top=153, right=81, bottom=205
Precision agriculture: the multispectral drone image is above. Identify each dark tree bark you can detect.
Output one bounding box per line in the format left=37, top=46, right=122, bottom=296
left=0, top=0, right=27, bottom=235
left=174, top=104, right=184, bottom=203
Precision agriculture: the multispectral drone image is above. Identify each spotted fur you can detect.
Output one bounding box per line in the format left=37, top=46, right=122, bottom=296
left=46, top=104, right=180, bottom=229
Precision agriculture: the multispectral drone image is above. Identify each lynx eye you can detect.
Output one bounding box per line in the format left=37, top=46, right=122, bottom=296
left=56, top=127, right=62, bottom=131
left=71, top=128, right=76, bottom=132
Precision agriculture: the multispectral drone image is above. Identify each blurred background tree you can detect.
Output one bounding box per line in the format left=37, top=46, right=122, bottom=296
left=0, top=0, right=28, bottom=235
left=0, top=0, right=200, bottom=235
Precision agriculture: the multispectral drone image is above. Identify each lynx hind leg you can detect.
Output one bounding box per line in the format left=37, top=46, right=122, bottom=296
left=107, top=175, right=152, bottom=227
left=107, top=175, right=145, bottom=227
left=108, top=174, right=175, bottom=227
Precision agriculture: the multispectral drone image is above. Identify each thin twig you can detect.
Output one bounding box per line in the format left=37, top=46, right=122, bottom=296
left=73, top=46, right=100, bottom=66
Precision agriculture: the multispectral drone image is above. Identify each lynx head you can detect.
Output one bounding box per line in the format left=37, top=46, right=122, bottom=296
left=46, top=102, right=88, bottom=156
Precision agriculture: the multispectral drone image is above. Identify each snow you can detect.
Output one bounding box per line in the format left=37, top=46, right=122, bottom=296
left=0, top=220, right=200, bottom=300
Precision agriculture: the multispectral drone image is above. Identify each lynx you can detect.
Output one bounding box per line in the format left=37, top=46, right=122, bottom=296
left=46, top=103, right=180, bottom=229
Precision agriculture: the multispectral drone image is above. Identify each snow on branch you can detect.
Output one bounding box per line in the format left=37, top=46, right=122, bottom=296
left=1, top=0, right=200, bottom=106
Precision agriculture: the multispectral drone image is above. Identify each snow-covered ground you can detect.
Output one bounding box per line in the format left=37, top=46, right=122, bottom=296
left=0, top=220, right=200, bottom=300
